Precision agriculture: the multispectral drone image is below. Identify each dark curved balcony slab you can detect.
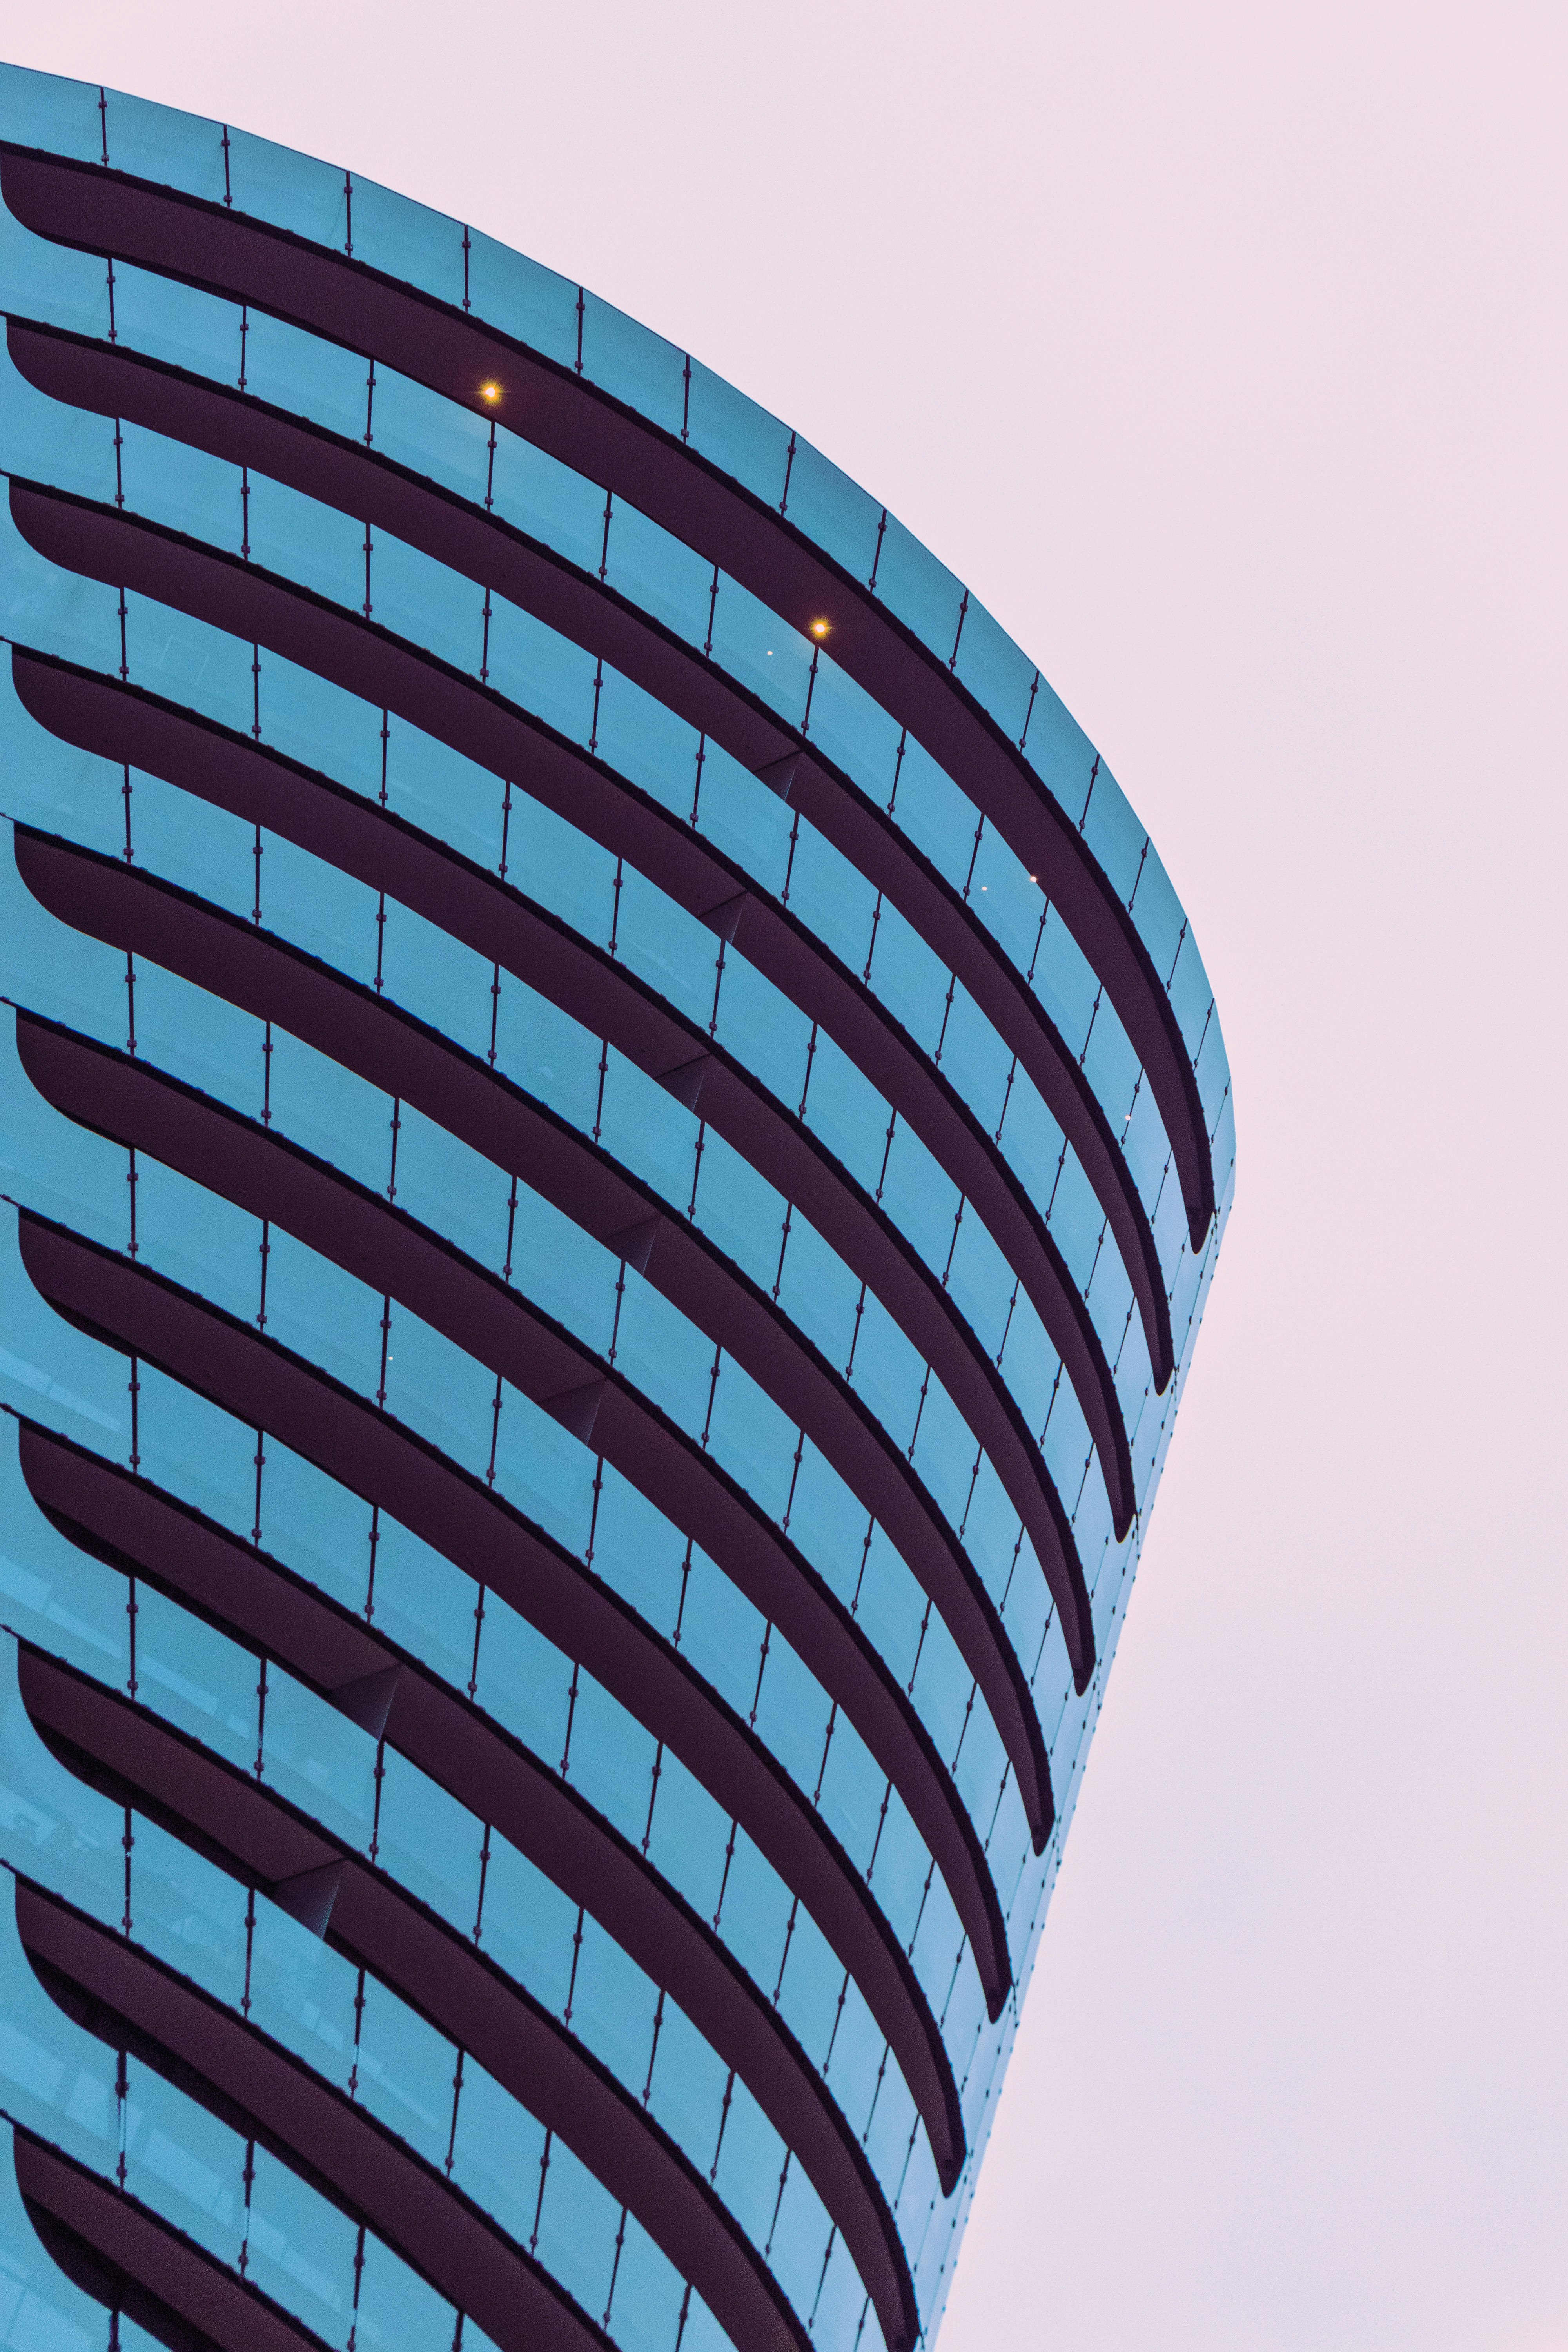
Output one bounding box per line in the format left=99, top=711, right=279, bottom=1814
left=14, top=2129, right=340, bottom=2352
left=6, top=477, right=1136, bottom=1552
left=0, top=145, right=1216, bottom=1254
left=11, top=1202, right=968, bottom=2182
left=16, top=1417, right=920, bottom=2334
left=15, top=1648, right=815, bottom=2352
left=4, top=315, right=1174, bottom=1396
left=17, top=1880, right=626, bottom=2352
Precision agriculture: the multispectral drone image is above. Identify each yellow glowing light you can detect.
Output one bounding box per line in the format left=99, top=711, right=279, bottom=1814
left=479, top=380, right=502, bottom=403
left=810, top=618, right=831, bottom=637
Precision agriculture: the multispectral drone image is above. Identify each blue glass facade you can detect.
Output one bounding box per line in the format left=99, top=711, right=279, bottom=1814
left=0, top=62, right=1232, bottom=2352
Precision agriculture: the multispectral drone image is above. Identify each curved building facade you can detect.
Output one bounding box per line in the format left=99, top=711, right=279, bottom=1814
left=0, top=64, right=1233, bottom=2352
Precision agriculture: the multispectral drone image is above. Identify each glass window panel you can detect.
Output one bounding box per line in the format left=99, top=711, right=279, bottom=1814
left=1028, top=902, right=1099, bottom=1061
left=799, top=1036, right=886, bottom=1197
left=506, top=791, right=615, bottom=943
left=258, top=650, right=383, bottom=798
left=0, top=64, right=102, bottom=163
left=378, top=896, right=491, bottom=1057
left=354, top=1972, right=455, bottom=2169
left=772, top=1218, right=861, bottom=1374
left=370, top=531, right=477, bottom=671
left=1016, top=672, right=1097, bottom=818
left=581, top=299, right=685, bottom=435
left=691, top=744, right=794, bottom=900
left=589, top=1466, right=687, bottom=1638
left=595, top=1054, right=697, bottom=1210
left=567, top=1916, right=658, bottom=2094
left=245, top=473, right=363, bottom=609
left=476, top=1829, right=577, bottom=2015
left=466, top=229, right=578, bottom=363
left=764, top=2159, right=834, bottom=2320
left=366, top=1508, right=475, bottom=1691
left=666, top=1550, right=760, bottom=1723
left=486, top=597, right=595, bottom=744
left=489, top=428, right=605, bottom=570
left=245, top=2144, right=358, bottom=2342
left=123, top=590, right=252, bottom=735
left=593, top=669, right=700, bottom=817
left=110, top=265, right=239, bottom=384
left=943, top=1210, right=1016, bottom=1365
left=350, top=178, right=462, bottom=303
left=613, top=867, right=717, bottom=1030
left=247, top=1895, right=359, bottom=2089
left=265, top=1034, right=392, bottom=1197
left=562, top=1675, right=658, bottom=1850
left=259, top=832, right=376, bottom=980
left=688, top=1132, right=786, bottom=1296
left=134, top=1367, right=252, bottom=1538
left=225, top=127, right=348, bottom=246
left=802, top=659, right=902, bottom=799
left=119, top=421, right=240, bottom=552
left=773, top=1900, right=844, bottom=2072
left=811, top=1715, right=880, bottom=1875
left=1078, top=766, right=1146, bottom=908
left=779, top=439, right=882, bottom=584
left=710, top=952, right=813, bottom=1115
left=602, top=2210, right=688, bottom=2352
left=532, top=2134, right=618, bottom=2323
left=470, top=1591, right=573, bottom=1764
left=130, top=1813, right=248, bottom=2007
left=388, top=1101, right=510, bottom=1266
left=749, top=1633, right=832, bottom=1797
left=383, top=1307, right=496, bottom=1479
left=127, top=769, right=252, bottom=918
left=783, top=825, right=877, bottom=974
left=643, top=1996, right=727, bottom=2174
left=601, top=500, right=710, bottom=645
left=260, top=1440, right=374, bottom=1618
left=123, top=2060, right=244, bottom=2265
left=376, top=1744, right=483, bottom=1931
left=134, top=1586, right=257, bottom=1773
left=705, top=576, right=810, bottom=728
left=871, top=518, right=963, bottom=662
left=885, top=736, right=972, bottom=892
left=262, top=1227, right=381, bottom=1395
left=448, top=2056, right=546, bottom=2245
left=708, top=2064, right=784, bottom=2247
left=642, top=1748, right=730, bottom=1927
left=490, top=1385, right=595, bottom=1554
left=242, top=308, right=366, bottom=440
left=103, top=91, right=227, bottom=198
left=381, top=713, right=503, bottom=864
left=876, top=1122, right=959, bottom=1276
left=354, top=2230, right=456, bottom=2352
left=950, top=598, right=1036, bottom=744
left=935, top=984, right=1013, bottom=1138
left=703, top=1356, right=795, bottom=1524
left=0, top=674, right=122, bottom=858
left=260, top=1666, right=378, bottom=1850
left=848, top=1295, right=924, bottom=1450
left=682, top=364, right=791, bottom=505
left=782, top=1442, right=865, bottom=1609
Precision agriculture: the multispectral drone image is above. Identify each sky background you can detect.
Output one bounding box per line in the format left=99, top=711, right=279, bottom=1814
left=0, top=3, right=1561, bottom=2346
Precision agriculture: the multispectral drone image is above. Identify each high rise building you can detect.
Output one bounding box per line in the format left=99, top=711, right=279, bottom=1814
left=0, top=63, right=1232, bottom=2352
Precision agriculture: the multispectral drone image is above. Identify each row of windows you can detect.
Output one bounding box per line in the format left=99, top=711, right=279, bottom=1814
left=0, top=1652, right=735, bottom=2352
left=0, top=361, right=1170, bottom=1492
left=0, top=69, right=1231, bottom=1160
left=0, top=200, right=1203, bottom=1292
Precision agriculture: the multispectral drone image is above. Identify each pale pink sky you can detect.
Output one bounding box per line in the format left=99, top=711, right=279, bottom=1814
left=0, top=4, right=1562, bottom=2346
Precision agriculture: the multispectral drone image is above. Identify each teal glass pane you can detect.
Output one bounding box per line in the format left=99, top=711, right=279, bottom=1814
left=103, top=90, right=227, bottom=200
left=244, top=2144, right=358, bottom=2345
left=375, top=1744, right=483, bottom=1932
left=465, top=233, right=578, bottom=366
left=123, top=2058, right=245, bottom=2265
left=780, top=439, right=882, bottom=583
left=225, top=127, right=348, bottom=247
left=371, top=365, right=490, bottom=503
left=354, top=1971, right=455, bottom=2169
left=350, top=178, right=462, bottom=305
left=260, top=1666, right=377, bottom=1850
left=243, top=308, right=366, bottom=440
left=247, top=1895, right=358, bottom=2090
left=581, top=299, right=685, bottom=436
left=682, top=362, right=791, bottom=505
left=477, top=1829, right=577, bottom=2017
